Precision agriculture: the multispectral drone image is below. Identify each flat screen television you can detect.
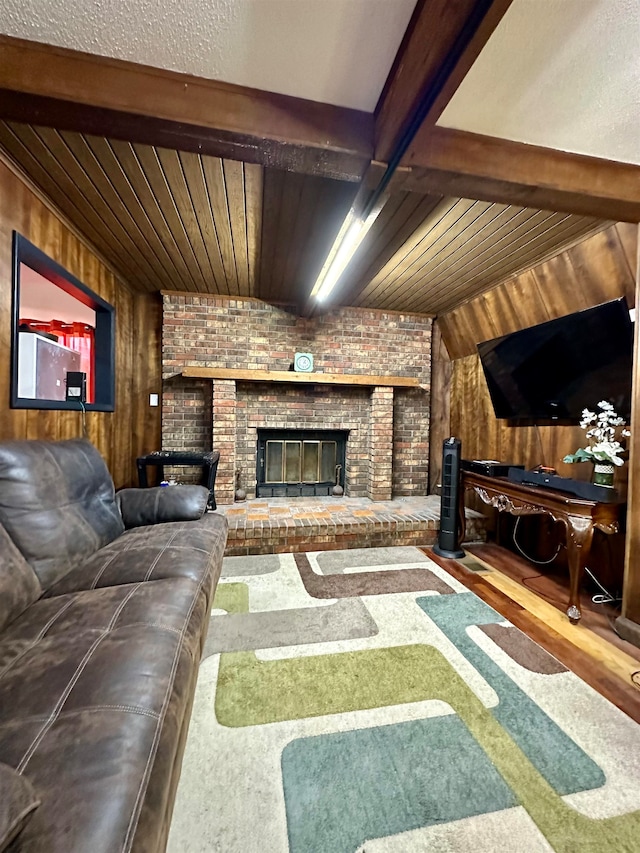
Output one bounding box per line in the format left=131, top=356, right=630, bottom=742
left=477, top=297, right=634, bottom=423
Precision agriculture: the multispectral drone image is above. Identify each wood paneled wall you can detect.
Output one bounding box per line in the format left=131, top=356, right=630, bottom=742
left=439, top=225, right=636, bottom=361
left=0, top=155, right=162, bottom=487
left=430, top=224, right=637, bottom=486
left=621, top=231, right=640, bottom=624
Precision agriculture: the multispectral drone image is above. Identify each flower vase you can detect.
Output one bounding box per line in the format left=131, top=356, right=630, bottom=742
left=592, top=462, right=615, bottom=488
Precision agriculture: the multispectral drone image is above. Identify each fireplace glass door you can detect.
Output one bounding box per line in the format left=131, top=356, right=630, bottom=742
left=257, top=430, right=346, bottom=497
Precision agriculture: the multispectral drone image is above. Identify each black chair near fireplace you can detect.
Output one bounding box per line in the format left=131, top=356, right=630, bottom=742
left=136, top=449, right=220, bottom=509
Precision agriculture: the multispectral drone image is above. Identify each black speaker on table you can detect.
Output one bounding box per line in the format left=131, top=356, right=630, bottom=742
left=433, top=436, right=465, bottom=559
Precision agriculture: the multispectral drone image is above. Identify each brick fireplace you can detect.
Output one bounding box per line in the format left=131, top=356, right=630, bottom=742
left=161, top=294, right=433, bottom=505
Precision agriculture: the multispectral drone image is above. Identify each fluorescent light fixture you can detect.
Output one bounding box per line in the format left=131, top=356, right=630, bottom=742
left=311, top=202, right=384, bottom=303
left=313, top=219, right=365, bottom=302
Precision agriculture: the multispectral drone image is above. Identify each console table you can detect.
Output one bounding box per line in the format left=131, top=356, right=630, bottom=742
left=461, top=471, right=622, bottom=624
left=136, top=450, right=220, bottom=509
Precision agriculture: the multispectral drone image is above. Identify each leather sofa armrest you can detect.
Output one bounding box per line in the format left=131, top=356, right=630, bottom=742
left=116, top=486, right=209, bottom=529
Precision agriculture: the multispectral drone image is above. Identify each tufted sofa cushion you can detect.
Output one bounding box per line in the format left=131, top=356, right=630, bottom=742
left=0, top=525, right=41, bottom=634
left=0, top=438, right=125, bottom=590
left=0, top=763, right=40, bottom=851
left=44, top=518, right=226, bottom=597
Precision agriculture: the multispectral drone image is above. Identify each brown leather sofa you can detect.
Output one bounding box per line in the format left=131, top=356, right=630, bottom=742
left=0, top=438, right=228, bottom=853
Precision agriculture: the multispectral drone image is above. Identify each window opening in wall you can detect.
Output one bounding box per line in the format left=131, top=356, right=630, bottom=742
left=11, top=233, right=115, bottom=411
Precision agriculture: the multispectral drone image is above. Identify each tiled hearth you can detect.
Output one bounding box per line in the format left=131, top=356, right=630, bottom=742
left=213, top=495, right=487, bottom=557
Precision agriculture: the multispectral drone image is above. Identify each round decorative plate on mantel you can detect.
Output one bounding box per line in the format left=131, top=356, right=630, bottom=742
left=294, top=352, right=314, bottom=372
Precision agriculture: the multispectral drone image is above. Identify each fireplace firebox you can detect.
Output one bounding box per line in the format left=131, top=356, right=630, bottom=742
left=256, top=430, right=347, bottom=497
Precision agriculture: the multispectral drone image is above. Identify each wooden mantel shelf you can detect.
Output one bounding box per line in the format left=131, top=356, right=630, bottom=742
left=177, top=366, right=421, bottom=388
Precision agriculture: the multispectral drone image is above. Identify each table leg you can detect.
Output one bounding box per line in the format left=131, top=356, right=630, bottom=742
left=137, top=460, right=148, bottom=488
left=563, top=515, right=595, bottom=624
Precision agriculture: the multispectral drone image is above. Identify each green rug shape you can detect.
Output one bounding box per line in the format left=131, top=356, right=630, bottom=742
left=416, top=593, right=604, bottom=796
left=213, top=582, right=249, bottom=614
left=216, top=643, right=460, bottom=727
left=282, top=716, right=517, bottom=853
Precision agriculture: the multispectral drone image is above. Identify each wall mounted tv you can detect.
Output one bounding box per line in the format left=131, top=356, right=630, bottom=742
left=477, top=297, right=634, bottom=424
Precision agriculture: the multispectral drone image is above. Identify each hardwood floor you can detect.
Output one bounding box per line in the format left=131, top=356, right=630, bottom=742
left=425, top=542, right=640, bottom=724
left=472, top=542, right=639, bottom=655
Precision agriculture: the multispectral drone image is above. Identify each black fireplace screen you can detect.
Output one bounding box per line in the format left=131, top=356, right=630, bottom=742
left=257, top=430, right=346, bottom=497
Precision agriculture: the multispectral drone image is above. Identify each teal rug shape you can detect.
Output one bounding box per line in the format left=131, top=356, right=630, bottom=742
left=417, top=592, right=605, bottom=796
left=282, top=715, right=517, bottom=853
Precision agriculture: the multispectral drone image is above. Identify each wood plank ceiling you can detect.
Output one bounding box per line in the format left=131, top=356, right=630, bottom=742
left=0, top=120, right=608, bottom=315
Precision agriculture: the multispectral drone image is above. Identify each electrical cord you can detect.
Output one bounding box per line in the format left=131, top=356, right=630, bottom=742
left=512, top=516, right=563, bottom=565
left=520, top=573, right=563, bottom=607
left=79, top=400, right=87, bottom=438
left=606, top=612, right=626, bottom=638
left=534, top=423, right=547, bottom=470
left=583, top=565, right=620, bottom=605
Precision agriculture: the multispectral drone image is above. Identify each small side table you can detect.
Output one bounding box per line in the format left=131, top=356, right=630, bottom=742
left=136, top=450, right=220, bottom=509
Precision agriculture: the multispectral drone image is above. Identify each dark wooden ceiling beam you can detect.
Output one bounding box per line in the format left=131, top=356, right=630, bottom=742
left=317, top=0, right=515, bottom=311
left=374, top=0, right=515, bottom=163
left=403, top=126, right=640, bottom=222
left=0, top=36, right=372, bottom=182
left=374, top=0, right=640, bottom=223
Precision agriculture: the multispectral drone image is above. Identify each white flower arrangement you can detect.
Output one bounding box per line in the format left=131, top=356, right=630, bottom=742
left=563, top=401, right=631, bottom=466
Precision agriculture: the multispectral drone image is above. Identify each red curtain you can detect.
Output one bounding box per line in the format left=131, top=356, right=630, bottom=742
left=19, top=319, right=95, bottom=402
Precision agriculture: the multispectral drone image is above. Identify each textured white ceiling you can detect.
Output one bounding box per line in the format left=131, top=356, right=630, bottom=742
left=4, top=0, right=637, bottom=167
left=0, top=0, right=417, bottom=111
left=438, top=0, right=640, bottom=165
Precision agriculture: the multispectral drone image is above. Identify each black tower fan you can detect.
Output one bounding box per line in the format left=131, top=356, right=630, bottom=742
left=433, top=437, right=465, bottom=559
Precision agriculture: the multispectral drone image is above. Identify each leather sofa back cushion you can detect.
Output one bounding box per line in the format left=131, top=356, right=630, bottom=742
left=0, top=438, right=125, bottom=590
left=0, top=524, right=42, bottom=632
left=0, top=763, right=40, bottom=852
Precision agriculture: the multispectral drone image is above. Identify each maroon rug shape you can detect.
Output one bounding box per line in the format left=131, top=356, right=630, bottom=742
left=293, top=553, right=455, bottom=599
left=479, top=623, right=568, bottom=674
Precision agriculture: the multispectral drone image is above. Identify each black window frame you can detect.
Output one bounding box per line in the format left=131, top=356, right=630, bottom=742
left=10, top=232, right=116, bottom=411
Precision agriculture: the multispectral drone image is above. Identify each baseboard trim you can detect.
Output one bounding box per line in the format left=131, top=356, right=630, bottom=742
left=614, top=616, right=640, bottom=649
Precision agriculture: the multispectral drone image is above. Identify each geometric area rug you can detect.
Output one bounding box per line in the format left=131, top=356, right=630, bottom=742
left=168, top=547, right=640, bottom=852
